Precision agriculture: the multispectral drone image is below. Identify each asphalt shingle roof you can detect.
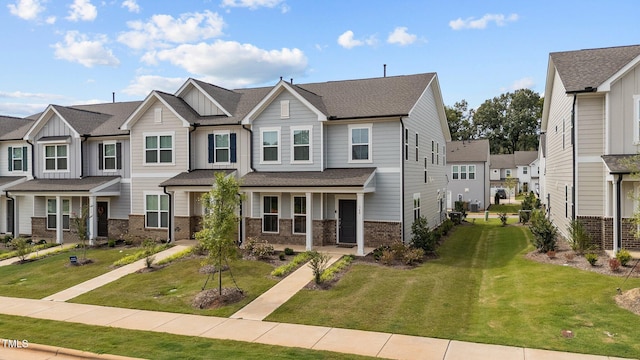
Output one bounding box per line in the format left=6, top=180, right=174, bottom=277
left=0, top=116, right=34, bottom=140
left=490, top=154, right=516, bottom=169
left=550, top=45, right=640, bottom=93
left=514, top=151, right=538, bottom=166
left=446, top=140, right=489, bottom=162
left=160, top=169, right=236, bottom=187
left=601, top=154, right=640, bottom=174
left=241, top=168, right=376, bottom=188
left=7, top=176, right=120, bottom=192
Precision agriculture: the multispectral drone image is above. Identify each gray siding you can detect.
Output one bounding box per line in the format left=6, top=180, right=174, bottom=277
left=326, top=120, right=401, bottom=168
left=192, top=126, right=251, bottom=176
left=33, top=114, right=81, bottom=179
left=447, top=161, right=488, bottom=209
left=84, top=138, right=131, bottom=178
left=364, top=172, right=401, bottom=221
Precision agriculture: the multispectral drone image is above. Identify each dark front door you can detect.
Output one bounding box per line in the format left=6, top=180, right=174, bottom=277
left=338, top=199, right=357, bottom=244
left=97, top=202, right=108, bottom=237
left=6, top=198, right=14, bottom=235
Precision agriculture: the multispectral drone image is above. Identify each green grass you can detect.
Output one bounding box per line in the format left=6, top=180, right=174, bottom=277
left=0, top=314, right=372, bottom=360
left=266, top=221, right=640, bottom=359
left=488, top=203, right=521, bottom=214
left=71, top=257, right=279, bottom=317
left=0, top=248, right=128, bottom=299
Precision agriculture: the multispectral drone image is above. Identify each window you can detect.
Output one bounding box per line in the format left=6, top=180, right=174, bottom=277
left=99, top=142, right=121, bottom=171
left=523, top=166, right=528, bottom=175
left=413, top=193, right=421, bottom=220
left=452, top=165, right=459, bottom=180
left=469, top=165, right=476, bottom=180
left=431, top=140, right=435, bottom=164
left=261, top=128, right=280, bottom=163
left=460, top=165, right=467, bottom=179
left=404, top=129, right=409, bottom=161
left=505, top=169, right=512, bottom=177
left=452, top=164, right=475, bottom=180
left=415, top=133, right=419, bottom=161
left=293, top=196, right=306, bottom=234
left=146, top=194, right=169, bottom=228
left=349, top=124, right=372, bottom=162
left=208, top=133, right=236, bottom=164
left=562, top=119, right=566, bottom=150
left=145, top=134, right=173, bottom=164
left=47, top=198, right=69, bottom=230
left=263, top=195, right=279, bottom=232
left=424, top=157, right=428, bottom=183
left=291, top=127, right=311, bottom=163
left=8, top=146, right=27, bottom=172
left=44, top=145, right=68, bottom=171
left=437, top=142, right=440, bottom=165
left=443, top=145, right=446, bottom=166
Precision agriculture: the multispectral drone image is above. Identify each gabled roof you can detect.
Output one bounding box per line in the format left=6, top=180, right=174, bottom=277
left=184, top=78, right=242, bottom=116
left=446, top=139, right=489, bottom=163
left=514, top=151, right=538, bottom=166
left=0, top=116, right=34, bottom=140
left=490, top=154, right=516, bottom=169
left=549, top=45, right=640, bottom=93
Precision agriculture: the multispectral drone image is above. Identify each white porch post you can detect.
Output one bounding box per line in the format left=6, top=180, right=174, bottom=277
left=613, top=179, right=620, bottom=253
left=13, top=196, right=19, bottom=238
left=56, top=195, right=63, bottom=244
left=88, top=196, right=97, bottom=246
left=356, top=192, right=364, bottom=256
left=305, top=192, right=312, bottom=251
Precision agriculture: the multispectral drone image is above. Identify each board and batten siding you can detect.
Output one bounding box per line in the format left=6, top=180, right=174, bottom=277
left=33, top=114, right=81, bottom=179
left=608, top=65, right=640, bottom=154
left=544, top=70, right=575, bottom=239
left=84, top=138, right=131, bottom=178
left=251, top=91, right=322, bottom=172
left=183, top=86, right=226, bottom=116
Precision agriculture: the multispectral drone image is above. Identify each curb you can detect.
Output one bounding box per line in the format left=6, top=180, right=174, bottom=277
left=1, top=340, right=147, bottom=360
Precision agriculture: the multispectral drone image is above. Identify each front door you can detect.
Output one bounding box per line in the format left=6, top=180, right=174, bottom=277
left=97, top=202, right=108, bottom=237
left=6, top=198, right=14, bottom=235
left=338, top=199, right=356, bottom=244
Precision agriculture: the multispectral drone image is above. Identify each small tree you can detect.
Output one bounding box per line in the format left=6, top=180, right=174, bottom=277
left=529, top=210, right=558, bottom=253
left=195, top=172, right=242, bottom=294
left=410, top=216, right=435, bottom=253
left=308, top=251, right=331, bottom=284
left=504, top=175, right=517, bottom=204
left=71, top=205, right=89, bottom=260
left=567, top=219, right=590, bottom=254
left=12, top=238, right=33, bottom=262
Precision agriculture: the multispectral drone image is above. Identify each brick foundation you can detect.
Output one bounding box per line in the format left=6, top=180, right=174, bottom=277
left=174, top=216, right=191, bottom=240
left=576, top=215, right=640, bottom=251
left=108, top=219, right=128, bottom=240
left=31, top=217, right=80, bottom=243
left=364, top=221, right=402, bottom=248
left=128, top=214, right=168, bottom=241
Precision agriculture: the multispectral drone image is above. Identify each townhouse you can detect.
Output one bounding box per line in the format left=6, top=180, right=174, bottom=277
left=445, top=139, right=490, bottom=211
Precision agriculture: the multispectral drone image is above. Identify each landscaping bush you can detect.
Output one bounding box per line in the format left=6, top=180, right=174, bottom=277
left=521, top=191, right=540, bottom=211
left=403, top=247, right=425, bottom=265
left=529, top=210, right=557, bottom=253
left=616, top=249, right=632, bottom=266
left=319, top=255, right=354, bottom=283
left=308, top=251, right=331, bottom=284
left=12, top=237, right=33, bottom=262
left=279, top=253, right=286, bottom=261
left=107, top=239, right=116, bottom=248
left=372, top=245, right=390, bottom=261
left=284, top=247, right=294, bottom=256
left=439, top=218, right=454, bottom=235
left=244, top=238, right=275, bottom=259
left=567, top=219, right=591, bottom=254
left=609, top=258, right=621, bottom=272
left=498, top=212, right=508, bottom=226
left=379, top=249, right=395, bottom=266
left=410, top=216, right=436, bottom=253
left=271, top=251, right=312, bottom=277
left=585, top=252, right=598, bottom=266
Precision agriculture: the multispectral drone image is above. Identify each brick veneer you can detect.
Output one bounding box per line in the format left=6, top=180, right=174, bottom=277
left=576, top=215, right=640, bottom=250
left=31, top=217, right=129, bottom=242
left=128, top=214, right=168, bottom=241
left=108, top=219, right=128, bottom=240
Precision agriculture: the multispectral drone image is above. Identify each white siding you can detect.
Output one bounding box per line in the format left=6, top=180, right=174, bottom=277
left=608, top=65, right=640, bottom=154
left=183, top=86, right=225, bottom=116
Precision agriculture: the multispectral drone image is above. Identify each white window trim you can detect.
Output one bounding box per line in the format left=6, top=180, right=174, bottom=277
left=452, top=165, right=459, bottom=180
left=46, top=198, right=70, bottom=230
left=292, top=194, right=307, bottom=235
left=144, top=192, right=169, bottom=229
left=143, top=131, right=175, bottom=166
left=468, top=165, right=476, bottom=180
left=43, top=144, right=69, bottom=173
left=213, top=131, right=231, bottom=165
left=11, top=146, right=24, bottom=172
left=634, top=95, right=640, bottom=144
left=505, top=169, right=512, bottom=177
left=102, top=141, right=118, bottom=172
left=290, top=125, right=313, bottom=164
left=262, top=194, right=280, bottom=233
left=260, top=127, right=281, bottom=165
left=348, top=123, right=373, bottom=163
left=413, top=193, right=421, bottom=220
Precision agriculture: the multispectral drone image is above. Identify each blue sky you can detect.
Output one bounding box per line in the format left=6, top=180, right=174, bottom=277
left=2, top=0, right=639, bottom=117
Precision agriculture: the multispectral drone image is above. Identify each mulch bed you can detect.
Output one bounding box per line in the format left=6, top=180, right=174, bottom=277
left=192, top=288, right=245, bottom=309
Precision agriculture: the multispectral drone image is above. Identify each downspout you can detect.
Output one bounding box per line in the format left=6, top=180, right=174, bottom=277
left=26, top=139, right=35, bottom=179
left=80, top=135, right=88, bottom=178
left=163, top=185, right=173, bottom=243
left=616, top=174, right=623, bottom=251
left=242, top=125, right=255, bottom=172
left=571, top=95, right=577, bottom=221
left=399, top=118, right=405, bottom=243
left=4, top=190, right=16, bottom=238
left=188, top=123, right=199, bottom=172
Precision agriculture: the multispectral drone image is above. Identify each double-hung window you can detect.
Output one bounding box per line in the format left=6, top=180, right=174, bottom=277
left=468, top=165, right=476, bottom=180
left=293, top=196, right=306, bottom=234
left=44, top=145, right=68, bottom=171
left=523, top=166, right=528, bottom=175
left=263, top=195, right=279, bottom=233
left=349, top=124, right=372, bottom=162
left=47, top=198, right=70, bottom=230
left=99, top=142, right=121, bottom=171
left=452, top=165, right=459, bottom=180
left=413, top=193, right=421, bottom=220
left=291, top=126, right=312, bottom=163
left=261, top=128, right=280, bottom=163
left=214, top=133, right=230, bottom=163
left=146, top=194, right=169, bottom=228
left=8, top=146, right=27, bottom=172
left=145, top=134, right=173, bottom=164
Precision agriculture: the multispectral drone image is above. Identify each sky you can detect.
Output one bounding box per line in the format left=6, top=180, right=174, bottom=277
left=1, top=0, right=640, bottom=117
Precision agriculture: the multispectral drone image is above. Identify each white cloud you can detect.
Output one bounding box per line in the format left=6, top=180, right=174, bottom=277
left=118, top=10, right=225, bottom=50
left=449, top=13, right=518, bottom=30
left=45, top=15, right=56, bottom=24
left=53, top=31, right=120, bottom=67
left=508, top=77, right=535, bottom=91
left=337, top=30, right=362, bottom=49
left=122, top=75, right=186, bottom=96
left=0, top=90, right=66, bottom=100
left=220, top=0, right=284, bottom=10
left=121, top=0, right=140, bottom=13
left=387, top=27, right=417, bottom=46
left=66, top=0, right=97, bottom=22
left=0, top=102, right=49, bottom=117
left=7, top=0, right=45, bottom=21
left=148, top=40, right=307, bottom=88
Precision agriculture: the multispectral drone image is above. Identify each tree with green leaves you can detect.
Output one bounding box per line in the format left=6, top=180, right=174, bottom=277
left=445, top=99, right=477, bottom=141
left=473, top=89, right=542, bottom=154
left=71, top=205, right=89, bottom=260
left=504, top=175, right=517, bottom=204
left=196, top=172, right=243, bottom=294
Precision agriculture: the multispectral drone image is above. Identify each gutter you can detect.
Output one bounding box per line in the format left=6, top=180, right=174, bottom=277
left=162, top=185, right=173, bottom=243
left=188, top=123, right=200, bottom=172
left=399, top=117, right=405, bottom=243
left=242, top=125, right=255, bottom=172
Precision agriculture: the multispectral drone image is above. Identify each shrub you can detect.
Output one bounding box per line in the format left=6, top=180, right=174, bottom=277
left=564, top=252, right=575, bottom=262
left=279, top=253, right=286, bottom=261
left=271, top=252, right=312, bottom=277
left=12, top=237, right=33, bottom=262
left=390, top=241, right=407, bottom=260
left=519, top=211, right=531, bottom=224
left=244, top=238, right=275, bottom=259
left=379, top=249, right=395, bottom=266
left=529, top=210, right=557, bottom=253
left=498, top=212, right=508, bottom=226
left=585, top=252, right=598, bottom=266
left=616, top=249, right=632, bottom=266
left=155, top=247, right=195, bottom=266
left=107, top=239, right=116, bottom=248
left=567, top=219, right=591, bottom=254
left=320, top=255, right=354, bottom=283
left=372, top=245, right=390, bottom=261
left=284, top=247, right=294, bottom=256
left=403, top=247, right=425, bottom=265
left=308, top=251, right=331, bottom=284
left=1, top=234, right=12, bottom=245
left=521, top=192, right=540, bottom=211
left=439, top=219, right=454, bottom=235
left=609, top=258, right=621, bottom=272
left=411, top=216, right=435, bottom=253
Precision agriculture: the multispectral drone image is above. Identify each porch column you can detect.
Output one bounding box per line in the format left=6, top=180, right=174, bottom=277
left=56, top=195, right=63, bottom=244
left=13, top=196, right=19, bottom=238
left=305, top=192, right=312, bottom=251
left=356, top=192, right=364, bottom=256
left=613, top=176, right=622, bottom=253
left=88, top=196, right=97, bottom=246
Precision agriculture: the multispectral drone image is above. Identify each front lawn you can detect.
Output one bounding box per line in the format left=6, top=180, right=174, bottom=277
left=71, top=256, right=279, bottom=317
left=0, top=247, right=128, bottom=299
left=487, top=203, right=521, bottom=214
left=266, top=220, right=640, bottom=359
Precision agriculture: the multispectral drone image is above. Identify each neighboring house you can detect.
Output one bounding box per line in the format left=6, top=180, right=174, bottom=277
left=0, top=116, right=34, bottom=237
left=239, top=74, right=451, bottom=255
left=445, top=139, right=490, bottom=211
left=514, top=151, right=539, bottom=194
left=6, top=102, right=140, bottom=244
left=541, top=44, right=640, bottom=252
left=538, top=133, right=546, bottom=200
left=489, top=154, right=517, bottom=197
